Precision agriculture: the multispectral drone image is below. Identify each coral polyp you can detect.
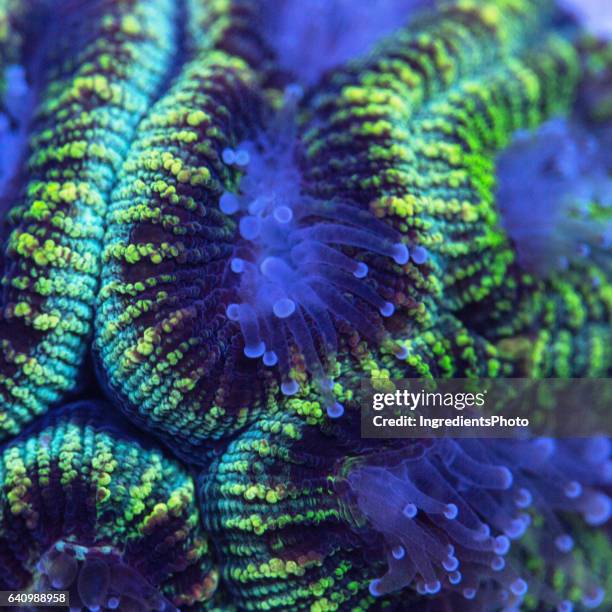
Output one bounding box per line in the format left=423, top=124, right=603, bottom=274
left=497, top=118, right=611, bottom=276
left=345, top=437, right=611, bottom=608
left=200, top=409, right=611, bottom=611
left=0, top=402, right=216, bottom=609
left=34, top=541, right=178, bottom=611
left=220, top=87, right=412, bottom=405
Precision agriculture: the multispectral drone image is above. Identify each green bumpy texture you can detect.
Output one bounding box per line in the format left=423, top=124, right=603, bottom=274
left=0, top=402, right=217, bottom=607
left=0, top=1, right=609, bottom=608
left=193, top=1, right=609, bottom=609
left=200, top=408, right=388, bottom=612
left=0, top=0, right=178, bottom=439
left=302, top=1, right=608, bottom=378
left=93, top=0, right=609, bottom=463
left=95, top=49, right=262, bottom=454
left=200, top=406, right=612, bottom=611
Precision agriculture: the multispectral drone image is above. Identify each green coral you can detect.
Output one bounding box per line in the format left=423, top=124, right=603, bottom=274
left=95, top=0, right=609, bottom=466
left=200, top=408, right=382, bottom=611
left=0, top=1, right=609, bottom=610
left=0, top=0, right=179, bottom=440
left=95, top=0, right=265, bottom=460
left=0, top=402, right=216, bottom=608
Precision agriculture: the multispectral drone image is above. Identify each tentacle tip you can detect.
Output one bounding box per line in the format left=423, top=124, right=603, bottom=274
left=463, top=588, right=476, bottom=600
left=221, top=147, right=236, bottom=165
left=515, top=487, right=532, bottom=509
left=273, top=205, right=293, bottom=223
left=582, top=586, right=605, bottom=609
left=353, top=262, right=369, bottom=278
left=425, top=580, right=441, bottom=595
left=402, top=503, right=417, bottom=518
left=564, top=480, right=582, bottom=499
left=411, top=245, right=429, bottom=264
left=391, top=545, right=405, bottom=560
left=244, top=342, right=266, bottom=359
left=392, top=243, right=409, bottom=264
left=499, top=466, right=513, bottom=489
left=239, top=215, right=262, bottom=240
left=584, top=493, right=611, bottom=526
left=505, top=518, right=527, bottom=540
left=491, top=556, right=506, bottom=571
left=442, top=555, right=459, bottom=572
left=219, top=192, right=240, bottom=214
left=494, top=535, right=511, bottom=556
left=379, top=302, right=395, bottom=317
left=234, top=149, right=250, bottom=166
left=226, top=304, right=240, bottom=321
left=281, top=380, right=299, bottom=396
left=368, top=579, right=382, bottom=598
left=443, top=503, right=458, bottom=520
left=326, top=402, right=344, bottom=419
left=230, top=257, right=245, bottom=273
left=510, top=578, right=528, bottom=596
left=273, top=298, right=296, bottom=319
left=263, top=351, right=278, bottom=366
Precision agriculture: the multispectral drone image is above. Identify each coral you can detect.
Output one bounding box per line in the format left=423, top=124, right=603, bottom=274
left=496, top=118, right=610, bottom=277
left=96, top=0, right=609, bottom=466
left=345, top=437, right=610, bottom=609
left=200, top=408, right=611, bottom=611
left=219, top=86, right=413, bottom=406
left=199, top=409, right=379, bottom=611
left=0, top=0, right=180, bottom=440
left=95, top=46, right=261, bottom=461
left=0, top=0, right=609, bottom=610
left=0, top=401, right=216, bottom=609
